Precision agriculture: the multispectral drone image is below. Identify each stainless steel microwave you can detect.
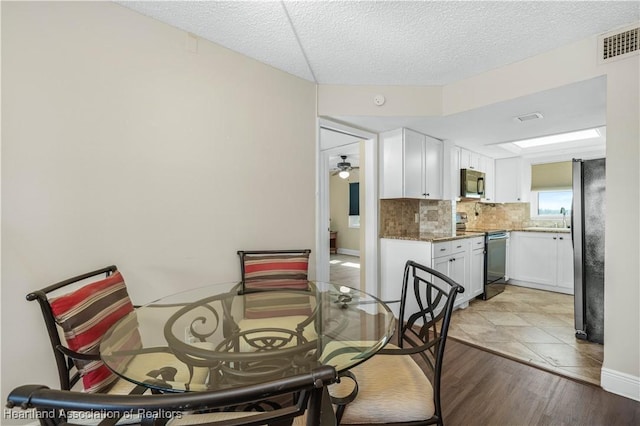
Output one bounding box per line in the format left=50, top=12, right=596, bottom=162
left=460, top=169, right=485, bottom=199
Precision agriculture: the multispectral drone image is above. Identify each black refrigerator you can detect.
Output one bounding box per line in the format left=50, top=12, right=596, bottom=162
left=572, top=158, right=605, bottom=344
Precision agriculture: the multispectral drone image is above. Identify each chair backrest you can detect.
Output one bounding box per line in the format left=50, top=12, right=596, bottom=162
left=397, top=260, right=464, bottom=416
left=26, top=265, right=138, bottom=393
left=237, top=250, right=313, bottom=319
left=237, top=249, right=311, bottom=292
left=6, top=365, right=338, bottom=426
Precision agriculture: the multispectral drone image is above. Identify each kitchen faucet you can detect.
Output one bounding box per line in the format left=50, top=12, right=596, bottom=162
left=560, top=207, right=567, bottom=228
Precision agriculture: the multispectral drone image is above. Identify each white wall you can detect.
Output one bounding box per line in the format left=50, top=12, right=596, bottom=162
left=1, top=1, right=316, bottom=410
left=319, top=33, right=640, bottom=400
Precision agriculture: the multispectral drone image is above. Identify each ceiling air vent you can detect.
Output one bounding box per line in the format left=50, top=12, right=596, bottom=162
left=514, top=112, right=543, bottom=123
left=599, top=23, right=639, bottom=63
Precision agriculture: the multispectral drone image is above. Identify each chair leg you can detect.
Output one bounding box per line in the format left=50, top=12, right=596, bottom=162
left=328, top=370, right=358, bottom=424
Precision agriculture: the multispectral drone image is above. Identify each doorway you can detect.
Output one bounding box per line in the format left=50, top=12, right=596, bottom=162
left=317, top=120, right=377, bottom=296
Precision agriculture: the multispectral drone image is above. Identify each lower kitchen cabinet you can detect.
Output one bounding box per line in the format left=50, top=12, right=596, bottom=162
left=380, top=237, right=485, bottom=313
left=469, top=239, right=485, bottom=299
left=508, top=231, right=574, bottom=294
left=433, top=240, right=469, bottom=308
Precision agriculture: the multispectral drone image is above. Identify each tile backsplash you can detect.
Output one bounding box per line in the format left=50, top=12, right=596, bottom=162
left=456, top=201, right=530, bottom=229
left=380, top=199, right=453, bottom=237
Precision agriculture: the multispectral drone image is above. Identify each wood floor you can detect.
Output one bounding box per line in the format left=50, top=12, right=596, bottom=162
left=440, top=338, right=640, bottom=425
left=329, top=254, right=640, bottom=424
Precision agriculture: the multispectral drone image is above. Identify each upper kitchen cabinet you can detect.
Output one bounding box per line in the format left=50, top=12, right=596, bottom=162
left=495, top=157, right=530, bottom=203
left=380, top=128, right=443, bottom=200
left=455, top=147, right=495, bottom=201
left=459, top=148, right=481, bottom=171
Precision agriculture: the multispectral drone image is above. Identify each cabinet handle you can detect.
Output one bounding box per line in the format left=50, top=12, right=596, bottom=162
left=423, top=193, right=430, bottom=197
left=553, top=237, right=557, bottom=240
left=440, top=248, right=446, bottom=251
left=456, top=245, right=462, bottom=249
left=559, top=237, right=564, bottom=240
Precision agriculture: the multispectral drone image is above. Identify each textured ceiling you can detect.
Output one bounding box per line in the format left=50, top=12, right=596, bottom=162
left=116, top=1, right=638, bottom=157
left=118, top=1, right=638, bottom=85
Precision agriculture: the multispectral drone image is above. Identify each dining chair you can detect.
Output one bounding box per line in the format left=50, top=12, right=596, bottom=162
left=6, top=364, right=339, bottom=426
left=328, top=260, right=464, bottom=425
left=26, top=265, right=209, bottom=395
left=235, top=250, right=316, bottom=344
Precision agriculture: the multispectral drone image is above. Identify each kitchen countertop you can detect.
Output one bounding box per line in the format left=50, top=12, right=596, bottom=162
left=381, top=227, right=570, bottom=242
left=380, top=232, right=485, bottom=243
left=514, top=227, right=571, bottom=233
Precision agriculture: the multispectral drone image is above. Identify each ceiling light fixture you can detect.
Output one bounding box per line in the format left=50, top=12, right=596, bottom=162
left=512, top=128, right=601, bottom=148
left=338, top=170, right=350, bottom=179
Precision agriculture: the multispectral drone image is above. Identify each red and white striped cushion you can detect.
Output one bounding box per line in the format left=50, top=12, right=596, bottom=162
left=50, top=271, right=139, bottom=393
left=242, top=253, right=311, bottom=319
left=243, top=253, right=310, bottom=291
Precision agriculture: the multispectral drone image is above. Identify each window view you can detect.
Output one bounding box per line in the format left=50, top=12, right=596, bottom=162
left=538, top=190, right=572, bottom=216
left=349, top=182, right=360, bottom=228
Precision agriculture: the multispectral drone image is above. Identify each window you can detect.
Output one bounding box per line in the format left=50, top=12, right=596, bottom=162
left=537, top=190, right=572, bottom=216
left=349, top=182, right=360, bottom=228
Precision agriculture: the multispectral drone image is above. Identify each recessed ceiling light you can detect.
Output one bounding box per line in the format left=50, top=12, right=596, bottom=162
left=512, top=128, right=601, bottom=148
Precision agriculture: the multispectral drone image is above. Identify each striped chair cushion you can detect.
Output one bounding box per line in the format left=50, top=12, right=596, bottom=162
left=242, top=253, right=311, bottom=319
left=50, top=271, right=139, bottom=393
left=243, top=253, right=310, bottom=291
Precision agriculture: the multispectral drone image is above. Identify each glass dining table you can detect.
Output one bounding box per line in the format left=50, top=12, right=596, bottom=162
left=99, top=281, right=395, bottom=394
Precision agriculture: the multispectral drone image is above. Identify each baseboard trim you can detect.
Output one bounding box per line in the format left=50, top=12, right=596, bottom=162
left=601, top=367, right=640, bottom=401
left=336, top=248, right=360, bottom=257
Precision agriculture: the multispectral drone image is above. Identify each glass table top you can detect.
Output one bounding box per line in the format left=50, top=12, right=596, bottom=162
left=100, top=281, right=395, bottom=392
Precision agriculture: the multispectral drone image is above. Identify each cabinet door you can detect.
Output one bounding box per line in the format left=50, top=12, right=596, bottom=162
left=450, top=252, right=467, bottom=295
left=403, top=129, right=425, bottom=198
left=495, top=157, right=523, bottom=203
left=481, top=156, right=495, bottom=202
left=380, top=239, right=431, bottom=316
left=509, top=232, right=556, bottom=285
left=379, top=129, right=404, bottom=199
left=424, top=136, right=443, bottom=199
left=459, top=148, right=480, bottom=171
left=469, top=248, right=485, bottom=298
left=556, top=234, right=574, bottom=292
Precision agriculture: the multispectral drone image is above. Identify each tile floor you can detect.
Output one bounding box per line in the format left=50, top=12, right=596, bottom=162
left=448, top=284, right=604, bottom=385
left=330, top=254, right=603, bottom=386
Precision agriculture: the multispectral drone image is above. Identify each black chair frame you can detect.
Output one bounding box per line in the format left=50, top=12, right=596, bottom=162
left=375, top=260, right=464, bottom=425
left=26, top=265, right=120, bottom=391
left=6, top=365, right=338, bottom=426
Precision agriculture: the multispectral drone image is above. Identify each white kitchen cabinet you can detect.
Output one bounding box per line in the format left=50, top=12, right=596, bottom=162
left=380, top=238, right=432, bottom=316
left=508, top=231, right=573, bottom=294
left=454, top=147, right=495, bottom=202
left=433, top=239, right=470, bottom=307
left=495, top=157, right=529, bottom=203
left=468, top=237, right=485, bottom=299
left=459, top=148, right=481, bottom=171
left=481, top=156, right=496, bottom=202
left=380, top=128, right=443, bottom=199
left=556, top=234, right=574, bottom=290
left=380, top=236, right=483, bottom=312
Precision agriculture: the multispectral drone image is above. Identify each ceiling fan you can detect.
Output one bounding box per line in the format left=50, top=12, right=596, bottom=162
left=331, top=155, right=359, bottom=179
